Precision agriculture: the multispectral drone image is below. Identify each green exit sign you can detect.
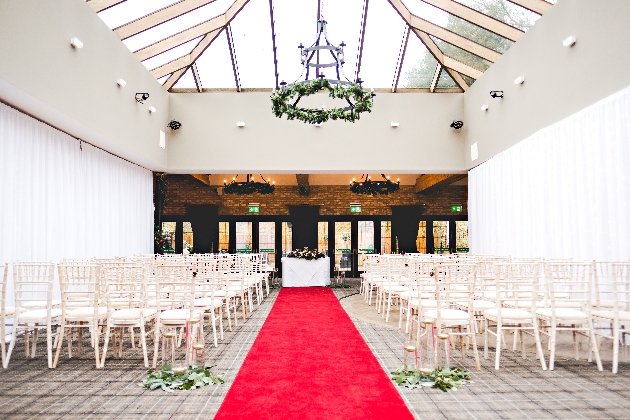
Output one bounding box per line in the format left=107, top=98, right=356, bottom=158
left=248, top=205, right=260, bottom=213
left=350, top=204, right=362, bottom=213
left=451, top=205, right=463, bottom=213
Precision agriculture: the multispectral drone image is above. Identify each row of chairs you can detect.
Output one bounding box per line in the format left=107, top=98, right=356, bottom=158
left=360, top=254, right=630, bottom=373
left=0, top=253, right=273, bottom=370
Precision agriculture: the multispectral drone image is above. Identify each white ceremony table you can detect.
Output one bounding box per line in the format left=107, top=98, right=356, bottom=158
left=281, top=256, right=330, bottom=287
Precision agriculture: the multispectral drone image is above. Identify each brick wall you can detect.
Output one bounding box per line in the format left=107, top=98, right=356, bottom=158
left=160, top=174, right=467, bottom=217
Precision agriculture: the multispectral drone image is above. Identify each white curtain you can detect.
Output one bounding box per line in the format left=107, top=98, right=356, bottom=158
left=0, top=102, right=153, bottom=302
left=469, top=85, right=630, bottom=260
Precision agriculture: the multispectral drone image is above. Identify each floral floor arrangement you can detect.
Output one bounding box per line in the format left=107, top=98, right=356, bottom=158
left=141, top=363, right=224, bottom=392
left=286, top=247, right=326, bottom=260
left=391, top=367, right=472, bottom=392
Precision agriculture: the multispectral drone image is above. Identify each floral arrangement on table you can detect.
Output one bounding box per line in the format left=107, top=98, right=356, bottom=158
left=140, top=363, right=223, bottom=392
left=286, top=247, right=326, bottom=260
left=391, top=367, right=471, bottom=392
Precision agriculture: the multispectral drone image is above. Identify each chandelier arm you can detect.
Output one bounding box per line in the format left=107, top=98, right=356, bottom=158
left=292, top=94, right=303, bottom=108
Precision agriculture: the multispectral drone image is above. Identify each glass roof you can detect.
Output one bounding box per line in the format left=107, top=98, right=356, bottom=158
left=91, top=0, right=550, bottom=91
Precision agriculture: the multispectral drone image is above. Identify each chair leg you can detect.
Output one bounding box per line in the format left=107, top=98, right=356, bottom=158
left=573, top=325, right=579, bottom=360
left=46, top=323, right=53, bottom=369
left=613, top=323, right=620, bottom=374
left=93, top=322, right=101, bottom=369
left=533, top=318, right=547, bottom=370
left=77, top=323, right=83, bottom=358
left=588, top=318, right=603, bottom=371
left=211, top=310, right=218, bottom=348
left=101, top=325, right=112, bottom=368
left=5, top=326, right=18, bottom=368
left=139, top=323, right=149, bottom=368
left=549, top=324, right=557, bottom=371
left=470, top=322, right=481, bottom=371
left=152, top=328, right=160, bottom=369
left=32, top=324, right=40, bottom=358
left=495, top=322, right=502, bottom=370
left=53, top=321, right=66, bottom=368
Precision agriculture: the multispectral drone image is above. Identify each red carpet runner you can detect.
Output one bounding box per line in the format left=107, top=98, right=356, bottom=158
left=214, top=287, right=414, bottom=420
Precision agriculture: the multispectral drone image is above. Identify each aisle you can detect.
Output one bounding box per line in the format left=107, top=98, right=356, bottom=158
left=214, top=287, right=414, bottom=420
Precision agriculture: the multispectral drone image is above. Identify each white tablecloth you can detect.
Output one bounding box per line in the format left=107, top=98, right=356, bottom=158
left=281, top=257, right=330, bottom=287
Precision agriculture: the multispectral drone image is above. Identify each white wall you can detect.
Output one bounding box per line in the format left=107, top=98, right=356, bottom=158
left=167, top=92, right=466, bottom=173
left=0, top=0, right=169, bottom=171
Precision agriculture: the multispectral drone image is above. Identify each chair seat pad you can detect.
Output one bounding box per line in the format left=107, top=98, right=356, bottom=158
left=536, top=307, right=587, bottom=320
left=553, top=300, right=584, bottom=309
left=592, top=310, right=630, bottom=321
left=384, top=285, right=409, bottom=293
left=409, top=299, right=444, bottom=308
left=484, top=308, right=532, bottom=321
left=457, top=300, right=496, bottom=310
left=160, top=309, right=202, bottom=324
left=111, top=308, right=156, bottom=321
left=146, top=299, right=173, bottom=308
left=66, top=306, right=108, bottom=319
left=23, top=300, right=61, bottom=308
left=213, top=290, right=237, bottom=298
left=19, top=308, right=62, bottom=322
left=425, top=309, right=470, bottom=321
left=3, top=306, right=15, bottom=316
left=591, top=300, right=615, bottom=308
left=194, top=298, right=223, bottom=308
left=504, top=300, right=544, bottom=308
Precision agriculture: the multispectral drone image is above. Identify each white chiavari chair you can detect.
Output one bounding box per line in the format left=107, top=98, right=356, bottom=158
left=193, top=259, right=224, bottom=347
left=379, top=256, right=410, bottom=323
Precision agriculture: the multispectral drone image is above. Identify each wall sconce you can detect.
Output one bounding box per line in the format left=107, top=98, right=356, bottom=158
left=563, top=36, right=576, bottom=47
left=117, top=79, right=126, bottom=87
left=236, top=122, right=246, bottom=127
left=136, top=93, right=149, bottom=103
left=391, top=122, right=400, bottom=128
left=148, top=106, right=157, bottom=113
left=514, top=76, right=525, bottom=85
left=70, top=38, right=83, bottom=49
left=480, top=104, right=489, bottom=111
left=490, top=91, right=504, bottom=98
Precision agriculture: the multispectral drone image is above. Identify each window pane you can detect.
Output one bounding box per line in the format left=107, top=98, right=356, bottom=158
left=381, top=221, right=391, bottom=254
left=162, top=222, right=176, bottom=253
left=236, top=221, right=252, bottom=253
left=183, top=222, right=193, bottom=254
left=259, top=221, right=275, bottom=265
left=433, top=221, right=449, bottom=254
left=358, top=221, right=374, bottom=271
left=417, top=221, right=426, bottom=253
left=456, top=221, right=469, bottom=253
left=218, top=222, right=229, bottom=252
left=282, top=222, right=292, bottom=256
left=318, top=222, right=329, bottom=255
left=335, top=222, right=352, bottom=272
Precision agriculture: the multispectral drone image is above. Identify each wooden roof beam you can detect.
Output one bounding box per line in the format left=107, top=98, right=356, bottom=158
left=420, top=0, right=524, bottom=41
left=392, top=25, right=410, bottom=92
left=134, top=0, right=249, bottom=62
left=87, top=0, right=126, bottom=13
left=507, top=0, right=552, bottom=15
left=114, top=0, right=217, bottom=40
left=429, top=63, right=442, bottom=93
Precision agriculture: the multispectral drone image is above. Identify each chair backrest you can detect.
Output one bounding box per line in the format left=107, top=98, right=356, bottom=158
left=493, top=262, right=540, bottom=312
left=1, top=263, right=7, bottom=316
left=435, top=263, right=477, bottom=305
left=58, top=263, right=100, bottom=312
left=155, top=264, right=196, bottom=316
left=101, top=265, right=146, bottom=311
left=611, top=262, right=630, bottom=314
left=13, top=262, right=56, bottom=313
left=544, top=262, right=593, bottom=311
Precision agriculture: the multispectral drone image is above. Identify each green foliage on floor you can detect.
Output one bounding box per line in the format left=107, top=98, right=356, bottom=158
left=391, top=367, right=471, bottom=392
left=141, top=363, right=224, bottom=392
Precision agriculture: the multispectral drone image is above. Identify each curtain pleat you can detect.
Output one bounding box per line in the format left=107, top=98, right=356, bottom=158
left=469, top=85, right=630, bottom=260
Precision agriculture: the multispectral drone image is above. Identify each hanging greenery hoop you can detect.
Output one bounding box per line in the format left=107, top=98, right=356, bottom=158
left=271, top=78, right=373, bottom=125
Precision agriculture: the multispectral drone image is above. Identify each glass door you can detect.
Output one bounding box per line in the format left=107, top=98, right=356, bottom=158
left=182, top=222, right=193, bottom=254
left=218, top=222, right=229, bottom=253
left=236, top=221, right=252, bottom=253
left=318, top=221, right=328, bottom=256
left=281, top=222, right=292, bottom=257
left=433, top=221, right=450, bottom=254
left=162, top=222, right=176, bottom=253
left=381, top=221, right=391, bottom=254
left=259, top=221, right=276, bottom=265
left=456, top=221, right=469, bottom=253
left=335, top=222, right=352, bottom=274
left=417, top=221, right=427, bottom=253
left=357, top=221, right=374, bottom=272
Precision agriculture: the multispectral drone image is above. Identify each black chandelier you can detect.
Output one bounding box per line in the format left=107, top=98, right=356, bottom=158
left=223, top=174, right=275, bottom=195
left=350, top=174, right=400, bottom=196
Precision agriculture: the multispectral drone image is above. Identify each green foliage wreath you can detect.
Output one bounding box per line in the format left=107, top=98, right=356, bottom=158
left=271, top=78, right=373, bottom=125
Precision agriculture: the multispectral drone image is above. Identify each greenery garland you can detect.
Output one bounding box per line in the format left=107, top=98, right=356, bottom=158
left=156, top=173, right=168, bottom=211
left=391, top=367, right=471, bottom=392
left=271, top=78, right=373, bottom=125
left=140, top=363, right=224, bottom=392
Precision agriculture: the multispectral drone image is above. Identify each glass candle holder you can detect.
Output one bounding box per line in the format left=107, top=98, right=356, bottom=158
left=190, top=318, right=205, bottom=367
left=403, top=336, right=418, bottom=371
left=161, top=330, right=176, bottom=370
left=186, top=318, right=202, bottom=367
left=419, top=320, right=436, bottom=375
left=436, top=333, right=451, bottom=372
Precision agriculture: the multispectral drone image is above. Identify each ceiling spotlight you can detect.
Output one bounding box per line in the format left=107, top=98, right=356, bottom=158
left=391, top=122, right=400, bottom=127
left=236, top=122, right=246, bottom=127
left=148, top=106, right=157, bottom=113
left=450, top=120, right=463, bottom=129
left=514, top=76, right=525, bottom=85
left=70, top=37, right=83, bottom=49
left=490, top=91, right=504, bottom=98
left=135, top=93, right=150, bottom=103
left=481, top=104, right=489, bottom=111
left=563, top=36, right=576, bottom=47
left=117, top=78, right=126, bottom=87
left=167, top=120, right=181, bottom=130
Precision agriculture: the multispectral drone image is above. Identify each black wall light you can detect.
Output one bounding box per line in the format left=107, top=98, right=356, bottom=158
left=490, top=91, right=504, bottom=98
left=135, top=92, right=150, bottom=103
left=450, top=120, right=464, bottom=129
left=167, top=120, right=182, bottom=130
